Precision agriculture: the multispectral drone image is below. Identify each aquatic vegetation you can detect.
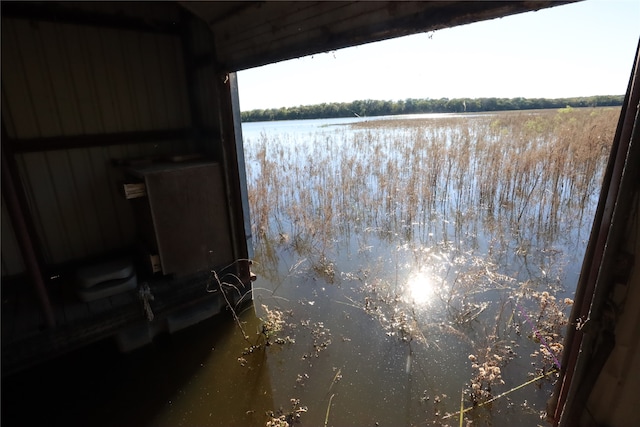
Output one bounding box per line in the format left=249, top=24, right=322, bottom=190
left=526, top=291, right=573, bottom=372
left=265, top=398, right=308, bottom=427
left=247, top=109, right=617, bottom=260
left=468, top=352, right=505, bottom=405
left=242, top=108, right=618, bottom=425
left=261, top=304, right=286, bottom=343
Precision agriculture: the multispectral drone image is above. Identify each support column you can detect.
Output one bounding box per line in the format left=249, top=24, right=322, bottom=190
left=216, top=71, right=252, bottom=284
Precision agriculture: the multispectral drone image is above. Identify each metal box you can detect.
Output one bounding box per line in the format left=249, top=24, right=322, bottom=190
left=126, top=161, right=234, bottom=276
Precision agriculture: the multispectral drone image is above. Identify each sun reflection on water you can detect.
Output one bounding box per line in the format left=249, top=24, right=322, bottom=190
left=405, top=270, right=437, bottom=305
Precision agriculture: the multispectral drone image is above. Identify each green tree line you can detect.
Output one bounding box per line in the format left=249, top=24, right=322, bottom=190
left=241, top=95, right=623, bottom=122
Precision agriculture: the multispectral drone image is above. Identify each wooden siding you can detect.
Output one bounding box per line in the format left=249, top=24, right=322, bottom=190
left=11, top=141, right=196, bottom=267
left=1, top=18, right=190, bottom=139
left=586, top=231, right=640, bottom=425
left=1, top=15, right=195, bottom=270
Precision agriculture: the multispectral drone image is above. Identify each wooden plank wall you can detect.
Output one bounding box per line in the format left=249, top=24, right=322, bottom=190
left=1, top=18, right=190, bottom=138
left=1, top=15, right=194, bottom=271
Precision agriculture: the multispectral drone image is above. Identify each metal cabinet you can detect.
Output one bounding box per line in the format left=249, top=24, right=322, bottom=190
left=126, top=161, right=233, bottom=276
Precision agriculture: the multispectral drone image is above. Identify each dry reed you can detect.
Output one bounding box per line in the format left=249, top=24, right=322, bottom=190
left=243, top=107, right=618, bottom=424
left=245, top=108, right=617, bottom=272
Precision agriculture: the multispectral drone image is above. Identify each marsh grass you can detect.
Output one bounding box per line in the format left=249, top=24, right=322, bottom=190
left=247, top=108, right=616, bottom=261
left=243, top=107, right=618, bottom=425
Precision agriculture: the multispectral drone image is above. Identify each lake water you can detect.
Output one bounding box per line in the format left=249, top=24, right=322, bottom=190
left=237, top=110, right=609, bottom=426
left=2, top=110, right=615, bottom=427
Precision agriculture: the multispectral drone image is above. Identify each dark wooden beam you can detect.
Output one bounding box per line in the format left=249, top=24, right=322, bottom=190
left=7, top=128, right=192, bottom=153
left=1, top=1, right=182, bottom=35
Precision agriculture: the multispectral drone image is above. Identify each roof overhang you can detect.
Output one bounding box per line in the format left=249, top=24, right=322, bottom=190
left=180, top=1, right=577, bottom=72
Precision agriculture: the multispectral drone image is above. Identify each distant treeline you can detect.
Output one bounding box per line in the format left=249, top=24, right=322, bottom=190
left=241, top=95, right=624, bottom=122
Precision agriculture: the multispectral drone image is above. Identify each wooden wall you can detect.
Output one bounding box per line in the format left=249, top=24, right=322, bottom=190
left=1, top=9, right=195, bottom=272
left=585, top=214, right=640, bottom=424
left=1, top=18, right=190, bottom=138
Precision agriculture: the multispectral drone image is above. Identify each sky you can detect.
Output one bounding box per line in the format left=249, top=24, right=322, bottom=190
left=236, top=0, right=639, bottom=112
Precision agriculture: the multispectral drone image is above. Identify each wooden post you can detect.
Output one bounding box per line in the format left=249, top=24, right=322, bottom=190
left=216, top=71, right=252, bottom=283
left=227, top=72, right=253, bottom=260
